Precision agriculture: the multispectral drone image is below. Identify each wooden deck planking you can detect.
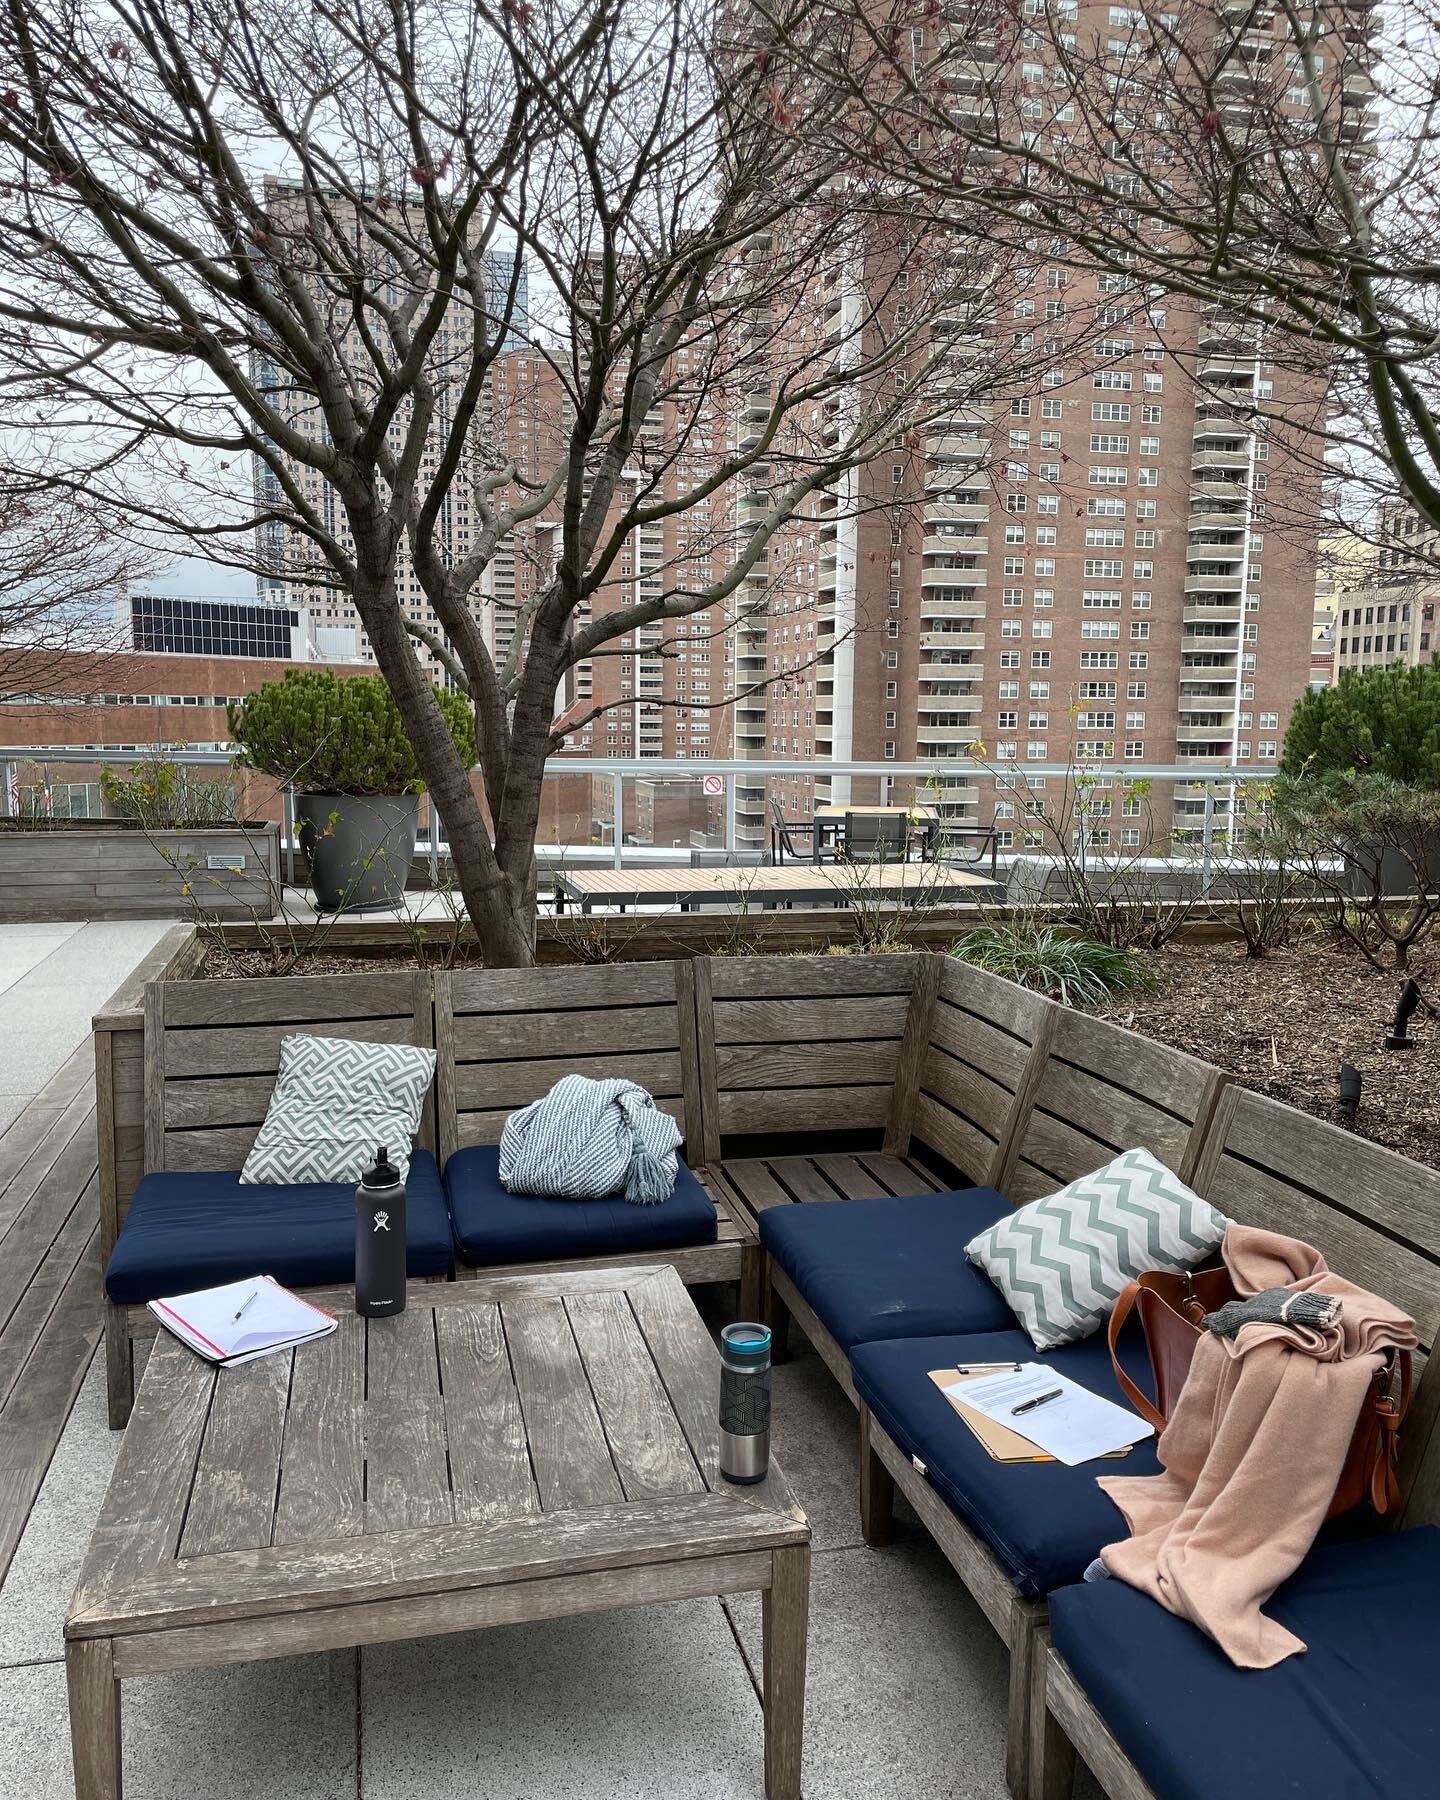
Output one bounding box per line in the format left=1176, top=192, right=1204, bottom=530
left=0, top=1045, right=104, bottom=1587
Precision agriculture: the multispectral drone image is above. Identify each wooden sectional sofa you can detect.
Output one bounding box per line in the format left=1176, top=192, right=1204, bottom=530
left=91, top=944, right=1440, bottom=1800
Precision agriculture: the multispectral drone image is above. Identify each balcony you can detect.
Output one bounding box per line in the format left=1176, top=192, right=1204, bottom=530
left=923, top=501, right=990, bottom=526
left=1190, top=447, right=1252, bottom=471
left=919, top=596, right=987, bottom=619
left=919, top=564, right=987, bottom=589
left=920, top=628, right=985, bottom=653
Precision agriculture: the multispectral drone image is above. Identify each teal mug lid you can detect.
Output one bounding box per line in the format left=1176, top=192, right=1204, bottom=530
left=722, top=1322, right=772, bottom=1363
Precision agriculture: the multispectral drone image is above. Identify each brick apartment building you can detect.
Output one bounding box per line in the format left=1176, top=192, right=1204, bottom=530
left=721, top=1, right=1337, bottom=854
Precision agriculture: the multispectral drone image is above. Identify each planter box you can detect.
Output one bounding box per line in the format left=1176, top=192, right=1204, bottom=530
left=0, top=823, right=281, bottom=921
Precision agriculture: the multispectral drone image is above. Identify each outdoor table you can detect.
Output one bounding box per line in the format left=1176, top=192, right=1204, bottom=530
left=65, top=1265, right=811, bottom=1800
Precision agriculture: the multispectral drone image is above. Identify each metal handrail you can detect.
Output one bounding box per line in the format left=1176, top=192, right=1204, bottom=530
left=0, top=744, right=1259, bottom=887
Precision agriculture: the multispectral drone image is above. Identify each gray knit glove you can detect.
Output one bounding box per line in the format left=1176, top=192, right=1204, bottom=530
left=1202, top=1288, right=1343, bottom=1339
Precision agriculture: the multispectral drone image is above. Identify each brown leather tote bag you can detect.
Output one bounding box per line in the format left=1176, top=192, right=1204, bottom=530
left=1108, top=1269, right=1411, bottom=1518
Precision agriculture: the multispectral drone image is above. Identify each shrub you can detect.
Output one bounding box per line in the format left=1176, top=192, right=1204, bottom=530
left=100, top=756, right=237, bottom=827
left=950, top=922, right=1159, bottom=1007
left=1280, top=662, right=1440, bottom=785
left=228, top=669, right=476, bottom=796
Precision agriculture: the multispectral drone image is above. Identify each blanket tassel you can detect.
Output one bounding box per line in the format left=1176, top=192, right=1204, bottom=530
left=625, top=1149, right=671, bottom=1206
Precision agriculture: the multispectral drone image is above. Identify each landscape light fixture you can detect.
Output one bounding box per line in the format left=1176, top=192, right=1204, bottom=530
left=1386, top=978, right=1423, bottom=1051
left=1337, top=1063, right=1363, bottom=1127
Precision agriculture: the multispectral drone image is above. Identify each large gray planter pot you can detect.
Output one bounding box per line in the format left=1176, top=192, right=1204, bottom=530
left=1343, top=830, right=1440, bottom=898
left=296, top=793, right=418, bottom=912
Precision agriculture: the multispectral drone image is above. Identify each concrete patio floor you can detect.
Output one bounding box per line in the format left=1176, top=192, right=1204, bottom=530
left=0, top=1310, right=1101, bottom=1800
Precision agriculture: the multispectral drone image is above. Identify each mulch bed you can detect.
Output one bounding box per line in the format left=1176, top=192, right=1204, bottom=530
left=1096, top=941, right=1440, bottom=1172
left=202, top=946, right=482, bottom=978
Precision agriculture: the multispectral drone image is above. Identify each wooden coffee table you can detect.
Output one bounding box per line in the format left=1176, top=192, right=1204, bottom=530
left=66, top=1266, right=811, bottom=1798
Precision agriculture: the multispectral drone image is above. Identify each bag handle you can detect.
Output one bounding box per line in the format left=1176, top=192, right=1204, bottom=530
left=1107, top=1279, right=1167, bottom=1432
left=1370, top=1351, right=1412, bottom=1516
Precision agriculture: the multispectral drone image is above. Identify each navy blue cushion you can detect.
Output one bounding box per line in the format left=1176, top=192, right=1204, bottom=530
left=759, top=1189, right=1017, bottom=1351
left=445, top=1144, right=717, bottom=1267
left=105, top=1150, right=452, bottom=1304
left=851, top=1327, right=1162, bottom=1598
left=1049, top=1527, right=1440, bottom=1800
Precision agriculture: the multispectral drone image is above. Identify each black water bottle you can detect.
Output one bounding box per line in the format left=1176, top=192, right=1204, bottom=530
left=356, top=1145, right=406, bottom=1318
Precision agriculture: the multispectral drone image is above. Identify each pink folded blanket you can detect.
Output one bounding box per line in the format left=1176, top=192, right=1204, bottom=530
left=1098, top=1223, right=1416, bottom=1667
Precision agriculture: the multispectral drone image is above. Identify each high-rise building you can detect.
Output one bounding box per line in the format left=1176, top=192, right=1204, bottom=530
left=723, top=1, right=1351, bottom=851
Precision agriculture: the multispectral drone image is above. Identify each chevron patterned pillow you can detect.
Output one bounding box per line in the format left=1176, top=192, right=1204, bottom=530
left=965, top=1148, right=1228, bottom=1351
left=240, top=1033, right=437, bottom=1187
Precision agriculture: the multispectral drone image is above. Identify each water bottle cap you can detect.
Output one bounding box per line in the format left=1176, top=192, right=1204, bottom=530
left=721, top=1322, right=772, bottom=1364
left=361, top=1145, right=399, bottom=1187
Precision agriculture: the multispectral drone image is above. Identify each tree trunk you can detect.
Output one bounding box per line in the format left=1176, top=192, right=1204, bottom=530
left=349, top=554, right=539, bottom=968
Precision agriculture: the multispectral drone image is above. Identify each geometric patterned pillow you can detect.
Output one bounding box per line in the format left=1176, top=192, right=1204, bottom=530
left=965, top=1147, right=1229, bottom=1351
left=239, top=1033, right=437, bottom=1186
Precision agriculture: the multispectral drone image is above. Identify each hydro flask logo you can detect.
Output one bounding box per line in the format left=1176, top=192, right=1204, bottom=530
left=373, top=1211, right=391, bottom=1232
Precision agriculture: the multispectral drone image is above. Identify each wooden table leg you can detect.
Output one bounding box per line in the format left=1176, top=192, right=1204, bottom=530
left=67, top=1638, right=122, bottom=1800
left=762, top=1544, right=810, bottom=1800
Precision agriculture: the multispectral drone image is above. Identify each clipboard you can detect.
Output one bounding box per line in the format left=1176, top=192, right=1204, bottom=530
left=929, top=1366, right=1134, bottom=1464
left=929, top=1366, right=1055, bottom=1463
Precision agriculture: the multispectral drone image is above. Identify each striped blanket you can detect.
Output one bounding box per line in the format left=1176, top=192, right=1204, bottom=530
left=499, top=1074, right=681, bottom=1205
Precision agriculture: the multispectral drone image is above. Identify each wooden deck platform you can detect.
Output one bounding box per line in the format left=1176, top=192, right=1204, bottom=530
left=555, top=862, right=993, bottom=913
left=0, top=1040, right=103, bottom=1584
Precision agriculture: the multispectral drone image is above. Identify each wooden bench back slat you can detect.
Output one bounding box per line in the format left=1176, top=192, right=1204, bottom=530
left=1190, top=1084, right=1440, bottom=1525
left=913, top=958, right=1055, bottom=1188
left=696, top=953, right=924, bottom=1161
left=437, top=961, right=700, bottom=1161
left=142, top=972, right=436, bottom=1192
left=998, top=1007, right=1225, bottom=1203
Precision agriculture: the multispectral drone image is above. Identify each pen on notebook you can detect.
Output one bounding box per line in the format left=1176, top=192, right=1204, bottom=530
left=232, top=1289, right=259, bottom=1323
left=1011, top=1388, right=1063, bottom=1417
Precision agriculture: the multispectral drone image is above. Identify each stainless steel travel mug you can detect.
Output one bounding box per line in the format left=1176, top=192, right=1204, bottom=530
left=719, top=1321, right=772, bottom=1484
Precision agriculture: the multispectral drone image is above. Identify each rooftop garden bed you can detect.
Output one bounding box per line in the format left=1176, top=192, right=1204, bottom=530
left=1097, top=939, right=1438, bottom=1171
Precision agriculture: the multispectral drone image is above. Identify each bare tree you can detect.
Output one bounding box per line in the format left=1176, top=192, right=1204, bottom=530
left=784, top=0, right=1440, bottom=538
left=0, top=0, right=1050, bottom=964
left=0, top=479, right=151, bottom=697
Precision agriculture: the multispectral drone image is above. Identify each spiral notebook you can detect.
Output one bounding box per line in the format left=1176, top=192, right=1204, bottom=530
left=148, top=1276, right=337, bottom=1367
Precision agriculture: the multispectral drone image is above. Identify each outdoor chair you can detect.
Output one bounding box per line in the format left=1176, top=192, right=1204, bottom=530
left=842, top=810, right=908, bottom=862
left=769, top=796, right=823, bottom=865
left=933, top=819, right=1000, bottom=879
